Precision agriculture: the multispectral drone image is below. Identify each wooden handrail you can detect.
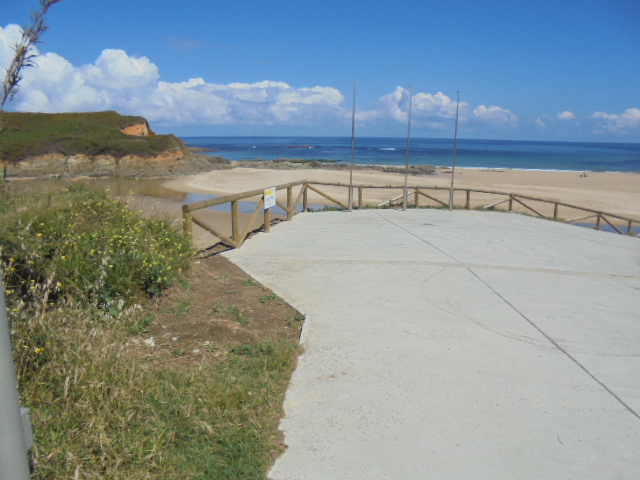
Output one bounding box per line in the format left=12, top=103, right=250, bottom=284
left=182, top=180, right=307, bottom=213
left=182, top=181, right=639, bottom=247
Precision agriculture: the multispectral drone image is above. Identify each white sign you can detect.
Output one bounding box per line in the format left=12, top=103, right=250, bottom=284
left=264, top=187, right=276, bottom=209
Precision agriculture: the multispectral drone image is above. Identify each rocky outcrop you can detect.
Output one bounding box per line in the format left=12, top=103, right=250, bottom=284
left=6, top=151, right=232, bottom=178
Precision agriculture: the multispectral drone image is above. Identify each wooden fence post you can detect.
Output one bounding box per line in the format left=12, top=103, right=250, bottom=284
left=182, top=210, right=193, bottom=241
left=553, top=203, right=559, bottom=219
left=595, top=213, right=601, bottom=229
left=231, top=200, right=239, bottom=240
left=303, top=184, right=308, bottom=212
left=264, top=207, right=271, bottom=233
left=508, top=195, right=513, bottom=211
left=287, top=187, right=293, bottom=220
left=358, top=187, right=363, bottom=209
left=465, top=189, right=470, bottom=209
left=414, top=189, right=420, bottom=208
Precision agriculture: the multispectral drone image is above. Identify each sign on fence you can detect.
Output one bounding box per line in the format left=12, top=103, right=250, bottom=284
left=264, top=187, right=276, bottom=209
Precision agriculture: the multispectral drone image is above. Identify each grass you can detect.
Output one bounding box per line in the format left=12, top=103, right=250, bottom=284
left=0, top=111, right=185, bottom=162
left=0, top=180, right=300, bottom=479
left=212, top=301, right=252, bottom=324
left=286, top=312, right=305, bottom=329
left=259, top=294, right=279, bottom=303
left=164, top=299, right=194, bottom=316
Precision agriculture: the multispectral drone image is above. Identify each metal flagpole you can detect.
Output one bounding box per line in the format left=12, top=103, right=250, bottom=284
left=449, top=91, right=460, bottom=211
left=0, top=274, right=32, bottom=479
left=349, top=81, right=357, bottom=212
left=403, top=85, right=413, bottom=211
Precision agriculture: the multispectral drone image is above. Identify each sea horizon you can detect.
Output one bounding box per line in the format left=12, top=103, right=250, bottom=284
left=182, top=136, right=640, bottom=173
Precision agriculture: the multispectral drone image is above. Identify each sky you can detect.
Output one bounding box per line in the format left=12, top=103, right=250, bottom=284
left=1, top=0, right=640, bottom=142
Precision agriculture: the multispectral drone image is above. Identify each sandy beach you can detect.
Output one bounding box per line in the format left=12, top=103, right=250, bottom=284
left=164, top=166, right=640, bottom=221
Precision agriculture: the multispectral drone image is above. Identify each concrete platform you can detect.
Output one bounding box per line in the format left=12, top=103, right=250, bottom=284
left=223, top=209, right=640, bottom=480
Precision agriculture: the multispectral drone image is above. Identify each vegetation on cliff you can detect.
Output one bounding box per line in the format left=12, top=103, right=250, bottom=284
left=0, top=111, right=185, bottom=162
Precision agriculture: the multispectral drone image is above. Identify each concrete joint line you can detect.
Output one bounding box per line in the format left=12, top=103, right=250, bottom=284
left=238, top=255, right=639, bottom=281
left=375, top=211, right=640, bottom=421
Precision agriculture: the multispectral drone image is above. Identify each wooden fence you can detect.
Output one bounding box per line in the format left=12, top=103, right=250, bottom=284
left=182, top=181, right=639, bottom=248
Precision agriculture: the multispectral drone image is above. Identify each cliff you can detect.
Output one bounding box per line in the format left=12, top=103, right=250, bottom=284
left=0, top=111, right=231, bottom=177
left=8, top=151, right=231, bottom=177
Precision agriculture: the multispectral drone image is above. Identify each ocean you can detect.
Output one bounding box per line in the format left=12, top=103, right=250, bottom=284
left=182, top=137, right=640, bottom=173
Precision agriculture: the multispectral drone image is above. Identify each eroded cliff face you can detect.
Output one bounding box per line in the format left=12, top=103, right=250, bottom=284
left=121, top=122, right=155, bottom=137
left=6, top=151, right=231, bottom=178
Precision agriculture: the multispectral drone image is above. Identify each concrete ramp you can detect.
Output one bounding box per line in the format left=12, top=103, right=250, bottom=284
left=223, top=209, right=640, bottom=480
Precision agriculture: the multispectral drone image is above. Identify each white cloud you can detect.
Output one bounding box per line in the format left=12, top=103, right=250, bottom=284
left=369, top=89, right=516, bottom=130
left=1, top=24, right=347, bottom=126
left=535, top=117, right=547, bottom=129
left=558, top=110, right=575, bottom=120
left=413, top=91, right=459, bottom=118
left=0, top=24, right=22, bottom=66
left=377, top=86, right=410, bottom=122
left=82, top=49, right=160, bottom=91
left=590, top=108, right=640, bottom=133
left=1, top=24, right=519, bottom=134
left=473, top=105, right=518, bottom=127
left=1, top=23, right=523, bottom=136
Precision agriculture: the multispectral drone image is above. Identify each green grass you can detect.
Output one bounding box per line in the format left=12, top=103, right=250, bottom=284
left=286, top=312, right=305, bottom=329
left=0, top=180, right=300, bottom=479
left=0, top=111, right=185, bottom=162
left=212, top=301, right=252, bottom=324
left=259, top=294, right=279, bottom=303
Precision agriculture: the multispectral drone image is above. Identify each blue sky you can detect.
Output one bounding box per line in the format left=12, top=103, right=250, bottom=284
left=1, top=0, right=639, bottom=142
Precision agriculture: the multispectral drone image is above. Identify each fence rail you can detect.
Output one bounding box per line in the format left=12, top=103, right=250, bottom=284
left=182, top=182, right=639, bottom=248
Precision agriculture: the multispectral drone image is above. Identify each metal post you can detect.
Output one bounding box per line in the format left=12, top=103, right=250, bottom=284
left=403, top=86, right=413, bottom=211
left=449, top=91, right=460, bottom=211
left=349, top=81, right=357, bottom=212
left=0, top=275, right=32, bottom=479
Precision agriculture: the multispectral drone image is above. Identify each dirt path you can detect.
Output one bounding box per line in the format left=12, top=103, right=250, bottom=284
left=128, top=194, right=303, bottom=365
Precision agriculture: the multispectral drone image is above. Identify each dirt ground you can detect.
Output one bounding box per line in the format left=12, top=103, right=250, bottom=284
left=145, top=243, right=303, bottom=367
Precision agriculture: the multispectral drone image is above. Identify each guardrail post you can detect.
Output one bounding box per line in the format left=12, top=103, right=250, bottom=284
left=465, top=189, right=470, bottom=209
left=303, top=184, right=308, bottom=212
left=287, top=187, right=293, bottom=220
left=231, top=200, right=239, bottom=240
left=0, top=276, right=32, bottom=480
left=264, top=206, right=271, bottom=233
left=182, top=209, right=193, bottom=241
